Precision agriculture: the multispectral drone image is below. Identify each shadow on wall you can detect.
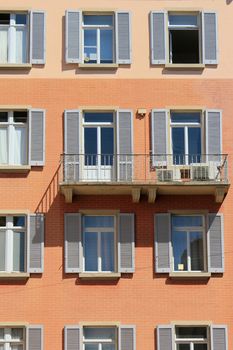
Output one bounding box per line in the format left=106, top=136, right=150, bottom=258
left=226, top=0, right=233, bottom=3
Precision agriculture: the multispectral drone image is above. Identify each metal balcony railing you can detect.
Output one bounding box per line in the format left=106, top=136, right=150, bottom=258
left=60, top=154, right=228, bottom=184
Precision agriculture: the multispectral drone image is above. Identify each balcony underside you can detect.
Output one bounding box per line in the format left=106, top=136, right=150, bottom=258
left=60, top=181, right=229, bottom=204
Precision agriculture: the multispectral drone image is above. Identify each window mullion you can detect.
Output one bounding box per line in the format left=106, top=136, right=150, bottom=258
left=97, top=28, right=100, bottom=64
left=9, top=14, right=16, bottom=63
left=185, top=126, right=189, bottom=164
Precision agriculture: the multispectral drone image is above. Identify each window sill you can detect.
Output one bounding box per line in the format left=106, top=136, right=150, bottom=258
left=0, top=64, right=32, bottom=69
left=169, top=272, right=211, bottom=278
left=78, top=63, right=119, bottom=69
left=79, top=273, right=121, bottom=280
left=0, top=165, right=31, bottom=173
left=0, top=273, right=30, bottom=279
left=165, top=63, right=205, bottom=70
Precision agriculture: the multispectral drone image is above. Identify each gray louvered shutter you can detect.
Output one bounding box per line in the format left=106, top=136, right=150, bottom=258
left=30, top=11, right=46, bottom=64
left=157, top=326, right=173, bottom=350
left=207, top=213, right=224, bottom=273
left=28, top=214, right=44, bottom=273
left=155, top=214, right=171, bottom=273
left=64, top=326, right=81, bottom=350
left=65, top=213, right=82, bottom=273
left=64, top=110, right=80, bottom=182
left=150, top=12, right=167, bottom=64
left=116, top=12, right=131, bottom=64
left=202, top=12, right=218, bottom=64
left=119, top=326, right=135, bottom=350
left=66, top=10, right=81, bottom=63
left=211, top=325, right=227, bottom=350
left=118, top=214, right=135, bottom=273
left=27, top=325, right=43, bottom=350
left=116, top=110, right=133, bottom=181
left=151, top=110, right=168, bottom=166
left=29, top=109, right=45, bottom=166
left=205, top=110, right=222, bottom=162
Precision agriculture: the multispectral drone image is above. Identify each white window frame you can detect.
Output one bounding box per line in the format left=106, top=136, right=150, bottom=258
left=0, top=326, right=25, bottom=350
left=83, top=215, right=117, bottom=273
left=0, top=215, right=27, bottom=273
left=175, top=325, right=209, bottom=350
left=0, top=12, right=29, bottom=64
left=171, top=214, right=207, bottom=273
left=82, top=326, right=117, bottom=350
left=82, top=13, right=115, bottom=64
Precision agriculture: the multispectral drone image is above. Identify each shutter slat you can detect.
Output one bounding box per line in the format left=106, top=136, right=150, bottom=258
left=211, top=325, right=227, bottom=350
left=119, top=326, right=135, bottom=350
left=157, top=326, right=173, bottom=350
left=116, top=12, right=131, bottom=64
left=29, top=109, right=45, bottom=166
left=65, top=213, right=82, bottom=273
left=203, top=12, right=218, bottom=64
left=155, top=214, right=171, bottom=273
left=28, top=214, right=44, bottom=273
left=65, top=326, right=81, bottom=350
left=207, top=213, right=224, bottom=273
left=150, top=12, right=166, bottom=64
left=31, top=11, right=46, bottom=64
left=118, top=214, right=135, bottom=273
left=205, top=110, right=222, bottom=162
left=66, top=10, right=81, bottom=63
left=151, top=110, right=168, bottom=166
left=27, top=325, right=43, bottom=350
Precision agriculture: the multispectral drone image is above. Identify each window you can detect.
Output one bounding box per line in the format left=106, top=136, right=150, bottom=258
left=0, top=216, right=26, bottom=273
left=172, top=215, right=206, bottom=272
left=83, top=326, right=116, bottom=350
left=0, top=327, right=25, bottom=350
left=175, top=326, right=208, bottom=350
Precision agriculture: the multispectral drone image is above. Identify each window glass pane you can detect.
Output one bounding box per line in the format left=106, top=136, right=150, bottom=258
left=100, top=29, right=113, bottom=63
left=177, top=345, right=190, bottom=350
left=169, top=15, right=198, bottom=26
left=190, top=231, right=204, bottom=271
left=171, top=112, right=200, bottom=123
left=0, top=329, right=4, bottom=339
left=0, top=345, right=4, bottom=350
left=176, top=327, right=207, bottom=339
left=84, top=327, right=115, bottom=340
left=0, top=232, right=5, bottom=271
left=0, top=127, right=8, bottom=164
left=101, top=128, right=114, bottom=165
left=13, top=112, right=27, bottom=123
left=0, top=112, right=8, bottom=123
left=188, top=128, right=201, bottom=163
left=84, top=47, right=97, bottom=63
left=172, top=216, right=203, bottom=227
left=0, top=13, right=10, bottom=25
left=13, top=232, right=25, bottom=272
left=11, top=328, right=23, bottom=340
left=16, top=27, right=27, bottom=63
left=84, top=345, right=98, bottom=350
left=194, top=345, right=208, bottom=350
left=84, top=15, right=113, bottom=26
left=102, top=345, right=115, bottom=350
left=84, top=29, right=97, bottom=63
left=84, top=128, right=97, bottom=166
left=84, top=113, right=113, bottom=123
left=172, top=231, right=188, bottom=271
left=13, top=127, right=27, bottom=165
left=101, top=232, right=114, bottom=272
left=84, top=29, right=97, bottom=46
left=13, top=216, right=25, bottom=227
left=16, top=14, right=27, bottom=25
left=172, top=127, right=185, bottom=165
left=84, top=232, right=98, bottom=271
left=84, top=216, right=114, bottom=228
left=11, top=345, right=23, bottom=350
left=0, top=217, right=6, bottom=226
left=0, top=28, right=8, bottom=63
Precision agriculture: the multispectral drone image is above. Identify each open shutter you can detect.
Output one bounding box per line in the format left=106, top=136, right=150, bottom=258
left=64, top=110, right=80, bottom=182
left=157, top=325, right=173, bottom=350
left=207, top=213, right=224, bottom=273
left=150, top=12, right=167, bottom=64
left=29, top=109, right=45, bottom=166
left=65, top=213, right=82, bottom=273
left=202, top=12, right=218, bottom=64
left=116, top=12, right=131, bottom=64
left=66, top=10, right=81, bottom=63
left=28, top=214, right=44, bottom=273
left=118, top=214, right=135, bottom=273
left=116, top=110, right=133, bottom=181
left=154, top=214, right=171, bottom=273
left=30, top=11, right=46, bottom=64
left=205, top=110, right=222, bottom=162
left=119, top=326, right=136, bottom=350
left=27, top=325, right=43, bottom=350
left=64, top=326, right=81, bottom=350
left=151, top=110, right=168, bottom=166
left=211, top=325, right=228, bottom=350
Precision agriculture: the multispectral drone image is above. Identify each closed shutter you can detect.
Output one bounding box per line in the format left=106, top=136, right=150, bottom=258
left=151, top=110, right=168, bottom=166
left=66, top=10, right=81, bottom=63
left=30, top=11, right=46, bottom=64
left=65, top=213, right=82, bottom=273
left=154, top=214, right=171, bottom=273
left=205, top=110, right=222, bottom=162
left=157, top=325, right=173, bottom=350
left=211, top=325, right=228, bottom=350
left=27, top=325, right=43, bottom=350
left=207, top=213, right=224, bottom=273
left=150, top=12, right=167, bottom=64
left=28, top=214, right=44, bottom=273
left=116, top=110, right=133, bottom=181
left=116, top=12, right=131, bottom=64
left=118, top=214, right=135, bottom=273
left=119, top=326, right=135, bottom=350
left=64, top=326, right=81, bottom=350
left=29, top=109, right=45, bottom=166
left=202, top=12, right=218, bottom=64
left=64, top=110, right=80, bottom=182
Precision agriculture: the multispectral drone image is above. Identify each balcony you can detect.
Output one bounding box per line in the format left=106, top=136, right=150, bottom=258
left=60, top=154, right=229, bottom=203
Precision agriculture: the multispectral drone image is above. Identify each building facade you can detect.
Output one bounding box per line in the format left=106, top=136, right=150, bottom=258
left=0, top=0, right=232, bottom=349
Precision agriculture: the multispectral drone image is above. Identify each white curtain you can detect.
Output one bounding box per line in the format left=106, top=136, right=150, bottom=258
left=16, top=28, right=27, bottom=63
left=14, top=127, right=26, bottom=165
left=0, top=28, right=8, bottom=63
left=0, top=128, right=8, bottom=164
